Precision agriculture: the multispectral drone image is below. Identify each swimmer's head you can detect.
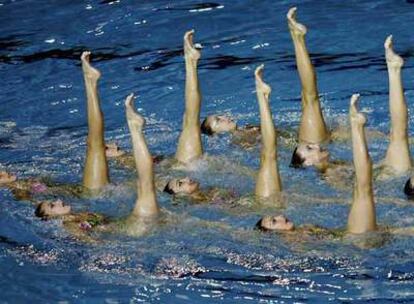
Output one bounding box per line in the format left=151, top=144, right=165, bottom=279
left=201, top=115, right=237, bottom=136
left=404, top=178, right=414, bottom=198
left=35, top=199, right=71, bottom=219
left=0, top=171, right=17, bottom=184
left=290, top=144, right=329, bottom=168
left=255, top=215, right=295, bottom=232
left=105, top=143, right=125, bottom=158
left=163, top=177, right=200, bottom=195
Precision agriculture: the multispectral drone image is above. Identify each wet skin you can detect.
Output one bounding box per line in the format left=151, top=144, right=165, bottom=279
left=81, top=51, right=110, bottom=190
left=287, top=7, right=329, bottom=145
left=175, top=30, right=203, bottom=164
left=254, top=65, right=282, bottom=201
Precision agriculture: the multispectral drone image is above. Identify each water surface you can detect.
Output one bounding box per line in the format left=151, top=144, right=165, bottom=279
left=1, top=0, right=414, bottom=302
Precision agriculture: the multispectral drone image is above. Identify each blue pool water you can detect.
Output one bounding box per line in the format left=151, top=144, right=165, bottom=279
left=1, top=0, right=414, bottom=302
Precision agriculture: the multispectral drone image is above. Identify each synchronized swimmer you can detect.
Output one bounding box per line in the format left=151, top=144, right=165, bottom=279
left=1, top=7, right=413, bottom=247
left=256, top=95, right=413, bottom=244
left=34, top=94, right=161, bottom=239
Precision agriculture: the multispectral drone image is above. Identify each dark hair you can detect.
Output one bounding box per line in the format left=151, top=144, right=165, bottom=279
left=34, top=202, right=48, bottom=219
left=254, top=218, right=269, bottom=231
left=290, top=147, right=305, bottom=168
left=153, top=155, right=165, bottom=164
left=404, top=178, right=414, bottom=198
left=163, top=182, right=175, bottom=195
left=245, top=124, right=260, bottom=131
left=201, top=118, right=214, bottom=136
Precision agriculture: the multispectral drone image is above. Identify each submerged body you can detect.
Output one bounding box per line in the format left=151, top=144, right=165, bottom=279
left=257, top=215, right=344, bottom=242
left=256, top=215, right=391, bottom=249
left=256, top=94, right=378, bottom=244
left=34, top=94, right=161, bottom=238
left=163, top=177, right=237, bottom=204
left=0, top=172, right=82, bottom=201
left=59, top=211, right=109, bottom=242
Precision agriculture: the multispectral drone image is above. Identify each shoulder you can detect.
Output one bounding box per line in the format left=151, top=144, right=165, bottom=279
left=301, top=225, right=343, bottom=240
left=232, top=126, right=261, bottom=149
left=239, top=125, right=260, bottom=136
left=65, top=212, right=107, bottom=229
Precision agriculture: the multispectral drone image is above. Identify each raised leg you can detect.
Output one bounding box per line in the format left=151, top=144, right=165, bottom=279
left=125, top=94, right=159, bottom=218
left=175, top=30, right=203, bottom=164
left=347, top=94, right=376, bottom=234
left=287, top=7, right=329, bottom=144
left=254, top=65, right=282, bottom=199
left=383, top=35, right=411, bottom=174
left=81, top=51, right=109, bottom=190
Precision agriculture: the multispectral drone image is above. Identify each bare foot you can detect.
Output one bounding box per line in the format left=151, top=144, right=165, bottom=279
left=349, top=94, right=366, bottom=125
left=384, top=35, right=404, bottom=69
left=125, top=93, right=145, bottom=129
left=0, top=171, right=17, bottom=184
left=255, top=64, right=271, bottom=97
left=184, top=30, right=201, bottom=61
left=81, top=51, right=101, bottom=81
left=287, top=7, right=307, bottom=36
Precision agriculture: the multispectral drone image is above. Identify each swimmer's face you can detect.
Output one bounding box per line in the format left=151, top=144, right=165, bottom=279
left=166, top=177, right=199, bottom=195
left=203, top=115, right=237, bottom=135
left=36, top=200, right=71, bottom=218
left=259, top=215, right=295, bottom=232
left=0, top=171, right=17, bottom=184
left=105, top=143, right=125, bottom=158
left=296, top=144, right=329, bottom=167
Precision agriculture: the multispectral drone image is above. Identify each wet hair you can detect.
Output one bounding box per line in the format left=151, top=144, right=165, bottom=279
left=245, top=124, right=260, bottom=131
left=153, top=155, right=165, bottom=164
left=200, top=118, right=214, bottom=136
left=290, top=147, right=305, bottom=168
left=404, top=178, right=414, bottom=198
left=254, top=218, right=269, bottom=232
left=163, top=182, right=175, bottom=195
left=34, top=202, right=48, bottom=219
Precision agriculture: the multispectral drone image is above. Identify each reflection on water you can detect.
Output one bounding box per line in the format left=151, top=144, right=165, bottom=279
left=1, top=0, right=414, bottom=302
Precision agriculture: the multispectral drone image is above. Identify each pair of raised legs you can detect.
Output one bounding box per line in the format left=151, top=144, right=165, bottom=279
left=81, top=51, right=159, bottom=219
left=288, top=8, right=410, bottom=174
left=258, top=94, right=377, bottom=235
